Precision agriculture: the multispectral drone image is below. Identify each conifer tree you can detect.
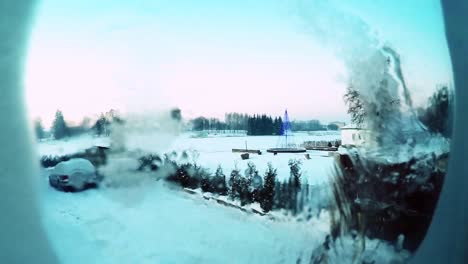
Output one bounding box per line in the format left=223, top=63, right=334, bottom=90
left=52, top=110, right=69, bottom=139
left=229, top=168, right=241, bottom=201
left=260, top=163, right=277, bottom=212
left=34, top=118, right=45, bottom=140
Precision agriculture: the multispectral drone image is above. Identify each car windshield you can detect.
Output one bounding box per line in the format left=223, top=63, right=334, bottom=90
left=25, top=0, right=453, bottom=263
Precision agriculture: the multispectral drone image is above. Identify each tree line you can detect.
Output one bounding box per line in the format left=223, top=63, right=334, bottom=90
left=247, top=115, right=283, bottom=136
left=191, top=113, right=251, bottom=132
left=34, top=109, right=121, bottom=140
left=36, top=108, right=343, bottom=141
left=190, top=113, right=282, bottom=135
left=191, top=112, right=339, bottom=135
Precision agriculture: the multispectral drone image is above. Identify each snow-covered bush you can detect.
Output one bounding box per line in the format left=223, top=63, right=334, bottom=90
left=200, top=166, right=227, bottom=195
left=332, top=150, right=447, bottom=251
left=137, top=154, right=161, bottom=171
left=228, top=167, right=241, bottom=201
left=40, top=146, right=108, bottom=168
left=260, top=163, right=276, bottom=212
left=154, top=154, right=322, bottom=216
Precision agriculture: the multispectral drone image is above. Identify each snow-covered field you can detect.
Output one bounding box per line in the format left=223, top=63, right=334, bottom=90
left=38, top=131, right=341, bottom=185
left=37, top=132, right=409, bottom=263
left=171, top=132, right=339, bottom=185
left=37, top=132, right=337, bottom=263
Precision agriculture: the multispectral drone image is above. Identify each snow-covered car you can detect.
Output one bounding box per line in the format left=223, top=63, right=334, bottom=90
left=49, top=158, right=101, bottom=191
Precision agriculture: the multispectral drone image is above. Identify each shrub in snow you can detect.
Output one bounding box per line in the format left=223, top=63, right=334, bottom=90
left=166, top=162, right=207, bottom=190
left=200, top=175, right=211, bottom=193
left=212, top=166, right=228, bottom=195
left=288, top=159, right=302, bottom=215
left=228, top=168, right=241, bottom=201
left=157, top=154, right=322, bottom=217
left=238, top=177, right=253, bottom=206
left=260, top=163, right=276, bottom=212
left=252, top=181, right=263, bottom=202
left=175, top=163, right=201, bottom=189
left=288, top=159, right=302, bottom=188
left=200, top=165, right=226, bottom=194
left=273, top=181, right=294, bottom=213
left=244, top=162, right=257, bottom=185
left=137, top=154, right=162, bottom=171
left=331, top=150, right=447, bottom=251
left=40, top=146, right=108, bottom=168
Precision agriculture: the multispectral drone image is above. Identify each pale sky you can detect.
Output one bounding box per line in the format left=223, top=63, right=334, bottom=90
left=24, top=0, right=453, bottom=127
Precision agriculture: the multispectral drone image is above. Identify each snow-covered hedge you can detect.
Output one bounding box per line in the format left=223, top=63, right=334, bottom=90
left=140, top=153, right=331, bottom=216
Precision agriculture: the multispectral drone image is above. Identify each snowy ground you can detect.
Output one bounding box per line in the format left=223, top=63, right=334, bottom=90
left=37, top=131, right=408, bottom=263
left=39, top=170, right=330, bottom=264
left=37, top=132, right=337, bottom=264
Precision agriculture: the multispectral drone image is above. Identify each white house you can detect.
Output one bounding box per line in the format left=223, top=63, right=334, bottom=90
left=340, top=125, right=371, bottom=147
